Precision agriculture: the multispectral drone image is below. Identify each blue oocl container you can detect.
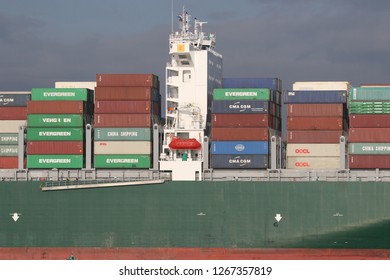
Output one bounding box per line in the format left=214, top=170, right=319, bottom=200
left=211, top=141, right=269, bottom=155
left=223, top=78, right=282, bottom=91
left=284, top=91, right=347, bottom=104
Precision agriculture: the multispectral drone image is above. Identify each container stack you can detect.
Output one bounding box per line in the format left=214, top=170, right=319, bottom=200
left=0, top=92, right=30, bottom=168
left=26, top=88, right=93, bottom=169
left=348, top=85, right=390, bottom=169
left=93, top=74, right=160, bottom=169
left=285, top=82, right=350, bottom=169
left=210, top=78, right=282, bottom=169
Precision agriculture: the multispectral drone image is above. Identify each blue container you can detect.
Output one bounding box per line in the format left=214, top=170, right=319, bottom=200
left=212, top=100, right=271, bottom=114
left=211, top=154, right=269, bottom=169
left=0, top=94, right=31, bottom=107
left=211, top=141, right=269, bottom=155
left=284, top=91, right=347, bottom=104
left=223, top=78, right=282, bottom=91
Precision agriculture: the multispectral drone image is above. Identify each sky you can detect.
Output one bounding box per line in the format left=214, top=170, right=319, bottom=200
left=1, top=0, right=390, bottom=91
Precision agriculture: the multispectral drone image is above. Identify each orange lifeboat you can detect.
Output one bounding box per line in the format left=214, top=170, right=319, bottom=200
left=169, top=137, right=201, bottom=150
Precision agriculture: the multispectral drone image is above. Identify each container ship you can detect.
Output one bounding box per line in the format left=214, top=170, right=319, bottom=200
left=1, top=8, right=390, bottom=260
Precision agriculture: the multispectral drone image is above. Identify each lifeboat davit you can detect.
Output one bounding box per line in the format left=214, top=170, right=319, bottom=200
left=169, top=137, right=201, bottom=150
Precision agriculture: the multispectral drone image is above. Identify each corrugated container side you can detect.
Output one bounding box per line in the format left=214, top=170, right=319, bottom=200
left=94, top=114, right=152, bottom=128
left=94, top=141, right=151, bottom=155
left=27, top=101, right=85, bottom=114
left=349, top=155, right=390, bottom=169
left=285, top=91, right=347, bottom=104
left=287, top=156, right=341, bottom=169
left=212, top=127, right=269, bottom=141
left=292, top=81, right=351, bottom=91
left=94, top=87, right=155, bottom=101
left=350, top=87, right=390, bottom=101
left=94, top=128, right=151, bottom=141
left=0, top=94, right=31, bottom=107
left=27, top=114, right=84, bottom=128
left=0, top=145, right=18, bottom=156
left=94, top=101, right=152, bottom=114
left=286, top=144, right=341, bottom=157
left=213, top=88, right=272, bottom=101
left=27, top=141, right=83, bottom=155
left=31, top=88, right=91, bottom=101
left=349, top=128, right=390, bottom=143
left=211, top=114, right=271, bottom=128
left=0, top=107, right=28, bottom=120
left=287, top=104, right=344, bottom=117
left=93, top=154, right=151, bottom=168
left=96, top=74, right=158, bottom=88
left=0, top=120, right=26, bottom=133
left=27, top=128, right=84, bottom=141
left=287, top=130, right=344, bottom=143
left=211, top=154, right=268, bottom=169
left=350, top=114, right=390, bottom=128
left=0, top=133, right=18, bottom=145
left=287, top=117, right=343, bottom=130
left=211, top=141, right=268, bottom=155
left=222, top=78, right=282, bottom=91
left=349, top=143, right=390, bottom=155
left=27, top=155, right=84, bottom=169
left=212, top=100, right=270, bottom=114
left=0, top=157, right=18, bottom=168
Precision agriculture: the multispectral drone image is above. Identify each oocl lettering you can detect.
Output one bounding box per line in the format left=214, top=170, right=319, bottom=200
left=295, top=162, right=310, bottom=167
left=295, top=149, right=310, bottom=154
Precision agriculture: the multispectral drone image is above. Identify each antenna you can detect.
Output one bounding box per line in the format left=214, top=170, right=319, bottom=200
left=171, top=0, right=173, bottom=33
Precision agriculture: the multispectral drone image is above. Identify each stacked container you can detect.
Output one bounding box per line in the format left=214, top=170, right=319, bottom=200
left=93, top=74, right=160, bottom=169
left=26, top=88, right=93, bottom=169
left=285, top=82, right=350, bottom=169
left=0, top=92, right=30, bottom=168
left=210, top=78, right=282, bottom=169
left=348, top=86, right=390, bottom=169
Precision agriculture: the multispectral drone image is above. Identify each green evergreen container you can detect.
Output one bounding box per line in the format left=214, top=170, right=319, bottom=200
left=27, top=128, right=83, bottom=141
left=31, top=88, right=91, bottom=101
left=0, top=145, right=18, bottom=156
left=0, top=133, right=18, bottom=145
left=349, top=108, right=390, bottom=114
left=27, top=155, right=83, bottom=168
left=349, top=143, right=390, bottom=155
left=27, top=114, right=84, bottom=127
left=94, top=128, right=151, bottom=141
left=350, top=87, right=390, bottom=101
left=94, top=154, right=151, bottom=168
left=213, top=88, right=272, bottom=101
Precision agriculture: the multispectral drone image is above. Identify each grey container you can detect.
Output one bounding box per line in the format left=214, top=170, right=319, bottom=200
left=0, top=94, right=31, bottom=107
left=211, top=154, right=268, bottom=169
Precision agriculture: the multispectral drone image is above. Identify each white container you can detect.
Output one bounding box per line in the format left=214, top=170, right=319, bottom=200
left=287, top=156, right=340, bottom=169
left=94, top=141, right=151, bottom=155
left=0, top=120, right=26, bottom=133
left=292, top=81, right=351, bottom=91
left=55, top=82, right=97, bottom=90
left=286, top=144, right=340, bottom=157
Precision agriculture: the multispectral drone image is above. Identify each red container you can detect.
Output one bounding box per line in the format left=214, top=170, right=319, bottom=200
left=94, top=87, right=152, bottom=101
left=0, top=107, right=27, bottom=120
left=96, top=74, right=157, bottom=87
left=287, top=104, right=344, bottom=117
left=95, top=101, right=152, bottom=114
left=350, top=114, right=390, bottom=128
left=287, top=117, right=343, bottom=130
left=0, top=157, right=18, bottom=168
left=27, top=141, right=83, bottom=155
left=349, top=128, right=390, bottom=143
left=212, top=127, right=269, bottom=141
left=349, top=155, right=390, bottom=169
left=94, top=114, right=152, bottom=128
left=27, top=101, right=85, bottom=114
left=211, top=114, right=271, bottom=128
left=287, top=130, right=344, bottom=143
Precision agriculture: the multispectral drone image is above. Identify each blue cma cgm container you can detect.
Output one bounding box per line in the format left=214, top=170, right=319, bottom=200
left=223, top=78, right=282, bottom=91
left=211, top=141, right=269, bottom=155
left=284, top=91, right=347, bottom=104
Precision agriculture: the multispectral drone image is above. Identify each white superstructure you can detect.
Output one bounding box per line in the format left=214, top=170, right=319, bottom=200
left=159, top=7, right=223, bottom=180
